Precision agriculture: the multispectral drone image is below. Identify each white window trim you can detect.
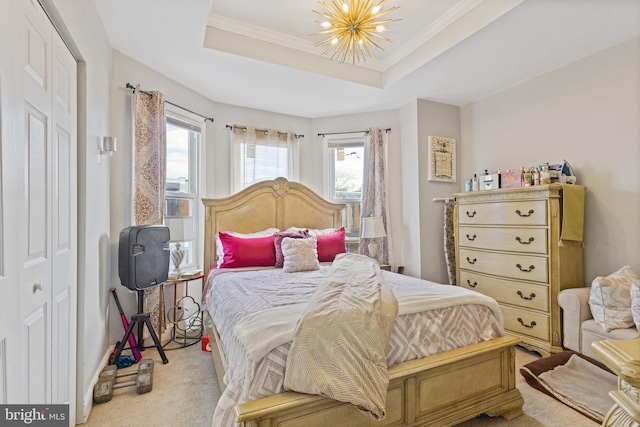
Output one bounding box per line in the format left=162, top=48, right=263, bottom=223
left=323, top=132, right=366, bottom=203
left=164, top=105, right=205, bottom=272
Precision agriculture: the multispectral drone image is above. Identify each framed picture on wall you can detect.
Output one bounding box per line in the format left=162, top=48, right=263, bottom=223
left=428, top=136, right=456, bottom=182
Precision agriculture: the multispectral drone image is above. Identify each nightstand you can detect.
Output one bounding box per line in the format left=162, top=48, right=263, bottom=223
left=161, top=272, right=204, bottom=349
left=592, top=338, right=640, bottom=426
left=379, top=264, right=391, bottom=271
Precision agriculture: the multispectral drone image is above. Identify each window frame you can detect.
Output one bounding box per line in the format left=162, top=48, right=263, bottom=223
left=324, top=132, right=366, bottom=253
left=164, top=106, right=204, bottom=272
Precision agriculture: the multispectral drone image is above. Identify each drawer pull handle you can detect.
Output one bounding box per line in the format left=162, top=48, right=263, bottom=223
left=516, top=263, right=535, bottom=272
left=517, top=318, right=537, bottom=328
left=517, top=291, right=536, bottom=300
left=466, top=234, right=477, bottom=241
left=515, top=209, right=535, bottom=217
left=466, top=257, right=477, bottom=265
left=466, top=211, right=477, bottom=218
left=515, top=236, right=535, bottom=244
left=466, top=280, right=478, bottom=288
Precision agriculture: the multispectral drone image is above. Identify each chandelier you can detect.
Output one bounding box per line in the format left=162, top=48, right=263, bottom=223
left=313, top=0, right=400, bottom=64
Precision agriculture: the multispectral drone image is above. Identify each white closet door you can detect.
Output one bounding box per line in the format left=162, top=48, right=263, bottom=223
left=0, top=0, right=22, bottom=405
left=50, top=20, right=77, bottom=413
left=20, top=0, right=54, bottom=405
left=10, top=0, right=78, bottom=418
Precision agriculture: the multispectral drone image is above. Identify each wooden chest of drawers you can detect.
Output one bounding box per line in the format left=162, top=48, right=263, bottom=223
left=454, top=184, right=585, bottom=356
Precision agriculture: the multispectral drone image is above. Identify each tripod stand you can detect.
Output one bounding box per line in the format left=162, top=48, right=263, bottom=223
left=112, top=289, right=168, bottom=365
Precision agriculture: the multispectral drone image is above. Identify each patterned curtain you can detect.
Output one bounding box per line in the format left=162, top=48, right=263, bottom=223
left=359, top=128, right=391, bottom=265
left=133, top=85, right=167, bottom=336
left=443, top=200, right=456, bottom=285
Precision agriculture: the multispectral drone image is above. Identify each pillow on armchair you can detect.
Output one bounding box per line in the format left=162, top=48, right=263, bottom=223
left=588, top=265, right=638, bottom=332
left=632, top=279, right=640, bottom=330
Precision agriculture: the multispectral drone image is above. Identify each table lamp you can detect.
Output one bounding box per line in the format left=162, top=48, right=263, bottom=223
left=361, top=216, right=386, bottom=259
left=166, top=217, right=195, bottom=277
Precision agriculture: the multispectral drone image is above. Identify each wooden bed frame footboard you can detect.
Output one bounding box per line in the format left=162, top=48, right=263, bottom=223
left=204, top=310, right=523, bottom=427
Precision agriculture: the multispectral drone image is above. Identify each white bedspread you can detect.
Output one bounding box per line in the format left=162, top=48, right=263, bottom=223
left=226, top=271, right=502, bottom=391
left=205, top=263, right=504, bottom=427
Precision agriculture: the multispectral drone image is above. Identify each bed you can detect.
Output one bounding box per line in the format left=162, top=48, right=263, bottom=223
left=202, top=177, right=524, bottom=427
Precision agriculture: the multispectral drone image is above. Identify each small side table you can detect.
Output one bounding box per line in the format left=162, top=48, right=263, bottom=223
left=379, top=264, right=391, bottom=271
left=592, top=338, right=640, bottom=427
left=162, top=272, right=204, bottom=349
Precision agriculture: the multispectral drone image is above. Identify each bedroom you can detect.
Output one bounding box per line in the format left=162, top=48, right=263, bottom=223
left=0, top=0, right=638, bottom=425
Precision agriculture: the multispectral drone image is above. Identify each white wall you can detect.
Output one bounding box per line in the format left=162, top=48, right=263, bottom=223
left=397, top=101, right=422, bottom=278
left=461, top=37, right=640, bottom=280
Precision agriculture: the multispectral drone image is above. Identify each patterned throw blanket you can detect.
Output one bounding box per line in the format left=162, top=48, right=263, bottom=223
left=283, top=253, right=399, bottom=420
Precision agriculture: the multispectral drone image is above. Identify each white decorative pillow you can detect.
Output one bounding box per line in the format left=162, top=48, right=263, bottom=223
left=215, top=228, right=279, bottom=267
left=631, top=278, right=640, bottom=331
left=589, top=265, right=638, bottom=332
left=281, top=237, right=320, bottom=273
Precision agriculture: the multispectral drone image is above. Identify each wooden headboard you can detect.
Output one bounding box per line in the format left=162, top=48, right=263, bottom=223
left=201, top=177, right=346, bottom=274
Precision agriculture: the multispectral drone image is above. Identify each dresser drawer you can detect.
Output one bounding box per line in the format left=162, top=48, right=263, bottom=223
left=459, top=271, right=549, bottom=311
left=459, top=248, right=549, bottom=283
left=458, top=200, right=547, bottom=226
left=501, top=305, right=550, bottom=341
left=458, top=226, right=548, bottom=254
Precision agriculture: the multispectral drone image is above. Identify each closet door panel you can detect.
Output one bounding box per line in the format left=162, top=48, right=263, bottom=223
left=0, top=0, right=22, bottom=404
left=51, top=31, right=76, bottom=408
left=20, top=0, right=53, bottom=405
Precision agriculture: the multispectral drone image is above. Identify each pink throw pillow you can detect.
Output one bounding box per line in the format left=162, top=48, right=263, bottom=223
left=274, top=230, right=310, bottom=268
left=218, top=232, right=276, bottom=268
left=316, top=227, right=346, bottom=262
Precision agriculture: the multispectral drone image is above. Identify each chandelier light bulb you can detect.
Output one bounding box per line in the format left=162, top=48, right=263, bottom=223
left=313, top=0, right=401, bottom=64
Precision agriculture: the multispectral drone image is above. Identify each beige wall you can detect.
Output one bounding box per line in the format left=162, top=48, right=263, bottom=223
left=417, top=100, right=461, bottom=284
left=461, top=36, right=640, bottom=280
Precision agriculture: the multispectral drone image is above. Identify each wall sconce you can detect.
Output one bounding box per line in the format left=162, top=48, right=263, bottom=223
left=100, top=136, right=117, bottom=155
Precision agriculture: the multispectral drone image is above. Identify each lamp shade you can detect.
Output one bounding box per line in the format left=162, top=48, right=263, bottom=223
left=361, top=216, right=386, bottom=239
left=166, top=217, right=195, bottom=242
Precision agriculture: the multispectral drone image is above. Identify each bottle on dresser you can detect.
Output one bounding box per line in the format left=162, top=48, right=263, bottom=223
left=533, top=167, right=540, bottom=185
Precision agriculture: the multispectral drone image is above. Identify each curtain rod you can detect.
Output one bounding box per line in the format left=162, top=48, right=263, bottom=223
left=225, top=124, right=304, bottom=139
left=317, top=128, right=391, bottom=137
left=126, top=83, right=214, bottom=123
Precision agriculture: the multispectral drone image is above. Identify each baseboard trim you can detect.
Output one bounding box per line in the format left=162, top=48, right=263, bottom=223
left=79, top=345, right=114, bottom=424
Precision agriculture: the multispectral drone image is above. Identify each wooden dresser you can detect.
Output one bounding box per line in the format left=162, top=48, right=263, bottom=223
left=454, top=184, right=585, bottom=356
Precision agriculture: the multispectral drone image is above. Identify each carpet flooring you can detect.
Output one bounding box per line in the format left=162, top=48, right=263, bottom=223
left=85, top=344, right=603, bottom=427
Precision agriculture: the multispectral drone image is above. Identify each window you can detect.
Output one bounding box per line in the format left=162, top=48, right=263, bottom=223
left=164, top=111, right=201, bottom=272
left=231, top=126, right=299, bottom=192
left=325, top=133, right=365, bottom=253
